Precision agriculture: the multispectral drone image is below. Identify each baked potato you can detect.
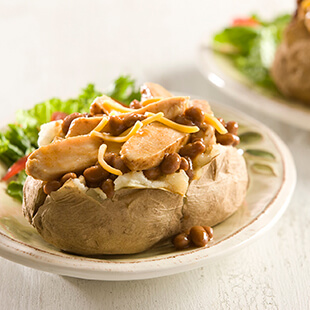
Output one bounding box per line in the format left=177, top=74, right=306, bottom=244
left=271, top=0, right=310, bottom=104
left=23, top=83, right=248, bottom=255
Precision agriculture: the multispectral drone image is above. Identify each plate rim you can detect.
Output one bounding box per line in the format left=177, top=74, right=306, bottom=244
left=0, top=100, right=296, bottom=281
left=197, top=44, right=310, bottom=131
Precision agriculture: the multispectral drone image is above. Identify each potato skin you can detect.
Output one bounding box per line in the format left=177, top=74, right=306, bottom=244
left=182, top=145, right=248, bottom=230
left=24, top=180, right=183, bottom=255
left=271, top=19, right=310, bottom=104
left=22, top=145, right=248, bottom=255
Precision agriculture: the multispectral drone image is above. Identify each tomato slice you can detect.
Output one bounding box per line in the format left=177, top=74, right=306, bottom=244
left=1, top=155, right=29, bottom=181
left=232, top=17, right=260, bottom=27
left=51, top=111, right=68, bottom=121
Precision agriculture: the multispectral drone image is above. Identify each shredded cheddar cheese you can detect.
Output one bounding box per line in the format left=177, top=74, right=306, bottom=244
left=141, top=98, right=162, bottom=106
left=93, top=116, right=109, bottom=132
left=156, top=116, right=200, bottom=133
left=98, top=144, right=122, bottom=176
left=91, top=121, right=143, bottom=142
left=204, top=114, right=227, bottom=134
left=302, top=0, right=310, bottom=9
left=93, top=96, right=134, bottom=114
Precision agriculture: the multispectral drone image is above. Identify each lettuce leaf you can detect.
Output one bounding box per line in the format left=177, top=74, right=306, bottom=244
left=0, top=75, right=141, bottom=202
left=212, top=14, right=291, bottom=90
left=107, top=75, right=141, bottom=105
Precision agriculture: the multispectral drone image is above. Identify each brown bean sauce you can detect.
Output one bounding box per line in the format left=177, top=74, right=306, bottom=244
left=179, top=141, right=206, bottom=159
left=143, top=166, right=162, bottom=180
left=83, top=165, right=110, bottom=184
left=101, top=179, right=115, bottom=198
left=60, top=172, right=77, bottom=184
left=160, top=153, right=181, bottom=174
left=216, top=119, right=240, bottom=146
left=62, top=112, right=85, bottom=134
left=43, top=180, right=61, bottom=195
left=109, top=113, right=147, bottom=136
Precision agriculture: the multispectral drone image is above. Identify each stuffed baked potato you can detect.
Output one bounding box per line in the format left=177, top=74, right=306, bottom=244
left=271, top=0, right=310, bottom=104
left=23, top=83, right=248, bottom=255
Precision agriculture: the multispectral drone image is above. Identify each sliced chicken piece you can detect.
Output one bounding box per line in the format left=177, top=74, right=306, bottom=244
left=66, top=117, right=102, bottom=138
left=136, top=96, right=189, bottom=120
left=91, top=95, right=188, bottom=121
left=140, top=82, right=173, bottom=101
left=120, top=123, right=189, bottom=171
left=26, top=136, right=103, bottom=181
left=189, top=99, right=213, bottom=115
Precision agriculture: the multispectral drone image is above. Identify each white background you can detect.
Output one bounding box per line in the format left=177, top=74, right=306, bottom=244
left=1, top=1, right=310, bottom=309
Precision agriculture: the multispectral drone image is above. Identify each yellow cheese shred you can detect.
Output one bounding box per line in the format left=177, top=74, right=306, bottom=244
left=121, top=112, right=199, bottom=135
left=156, top=115, right=200, bottom=133
left=141, top=98, right=162, bottom=106
left=93, top=96, right=134, bottom=114
left=98, top=144, right=122, bottom=176
left=90, top=121, right=143, bottom=142
left=93, top=116, right=109, bottom=132
left=302, top=0, right=310, bottom=9
left=204, top=114, right=227, bottom=134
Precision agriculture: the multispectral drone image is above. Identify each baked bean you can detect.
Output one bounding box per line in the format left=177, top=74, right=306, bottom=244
left=184, top=156, right=194, bottom=180
left=174, top=115, right=195, bottom=126
left=83, top=165, right=110, bottom=183
left=109, top=116, right=127, bottom=136
left=190, top=226, right=209, bottom=247
left=179, top=157, right=189, bottom=171
left=104, top=152, right=130, bottom=174
left=143, top=166, right=162, bottom=180
left=173, top=233, right=191, bottom=250
left=226, top=121, right=238, bottom=135
left=62, top=112, right=84, bottom=134
left=185, top=106, right=205, bottom=126
left=216, top=133, right=240, bottom=146
left=190, top=130, right=205, bottom=143
left=179, top=141, right=206, bottom=159
left=123, top=113, right=147, bottom=128
left=109, top=174, right=118, bottom=181
left=203, top=226, right=214, bottom=240
left=104, top=152, right=117, bottom=166
left=129, top=99, right=143, bottom=109
left=218, top=118, right=226, bottom=126
left=43, top=180, right=61, bottom=195
left=60, top=172, right=77, bottom=184
left=113, top=156, right=130, bottom=174
left=101, top=179, right=115, bottom=199
left=109, top=113, right=147, bottom=136
left=160, top=153, right=181, bottom=174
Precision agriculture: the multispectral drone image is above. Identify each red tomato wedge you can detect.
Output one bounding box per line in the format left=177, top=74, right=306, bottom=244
left=1, top=155, right=29, bottom=181
left=232, top=18, right=260, bottom=27
left=51, top=111, right=68, bottom=121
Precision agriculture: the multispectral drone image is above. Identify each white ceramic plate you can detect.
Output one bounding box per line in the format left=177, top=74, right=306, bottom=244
left=198, top=44, right=310, bottom=130
left=0, top=101, right=296, bottom=281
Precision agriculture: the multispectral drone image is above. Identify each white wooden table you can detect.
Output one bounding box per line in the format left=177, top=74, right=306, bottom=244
left=1, top=1, right=309, bottom=309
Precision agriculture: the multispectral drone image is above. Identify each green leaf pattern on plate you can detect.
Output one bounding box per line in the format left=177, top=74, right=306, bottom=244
left=239, top=129, right=276, bottom=176
left=239, top=131, right=263, bottom=144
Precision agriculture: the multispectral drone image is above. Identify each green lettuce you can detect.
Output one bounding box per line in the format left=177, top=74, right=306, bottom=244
left=0, top=75, right=141, bottom=202
left=213, top=14, right=291, bottom=89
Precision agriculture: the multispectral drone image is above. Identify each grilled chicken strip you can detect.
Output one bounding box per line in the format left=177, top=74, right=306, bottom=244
left=120, top=123, right=189, bottom=171
left=140, top=82, right=173, bottom=101
left=136, top=96, right=188, bottom=120
left=91, top=96, right=188, bottom=121
left=26, top=135, right=102, bottom=181
left=66, top=117, right=102, bottom=138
